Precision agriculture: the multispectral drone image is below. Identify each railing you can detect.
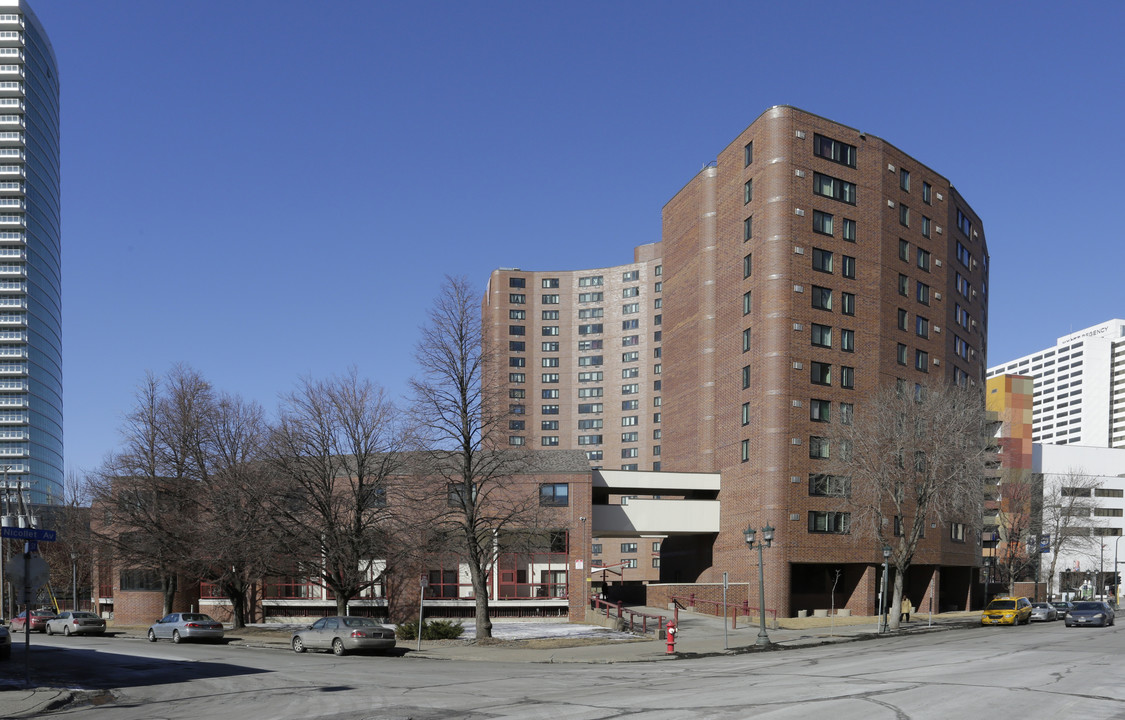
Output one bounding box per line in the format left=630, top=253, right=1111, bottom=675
left=589, top=597, right=668, bottom=635
left=671, top=593, right=778, bottom=630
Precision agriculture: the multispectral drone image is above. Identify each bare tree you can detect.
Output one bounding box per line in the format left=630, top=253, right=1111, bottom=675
left=264, top=369, right=408, bottom=617
left=409, top=276, right=537, bottom=640
left=989, top=478, right=1043, bottom=595
left=1040, top=469, right=1101, bottom=599
left=828, top=381, right=993, bottom=631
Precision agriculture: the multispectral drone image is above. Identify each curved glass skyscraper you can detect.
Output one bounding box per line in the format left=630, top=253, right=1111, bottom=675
left=0, top=1, right=60, bottom=503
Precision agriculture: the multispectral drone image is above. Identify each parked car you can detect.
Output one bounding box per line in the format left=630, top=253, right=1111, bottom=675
left=147, top=613, right=225, bottom=643
left=8, top=609, right=57, bottom=633
left=291, top=616, right=396, bottom=656
left=981, top=597, right=1033, bottom=626
left=1030, top=602, right=1058, bottom=622
left=0, top=623, right=10, bottom=660
left=1051, top=601, right=1074, bottom=615
left=1064, top=601, right=1116, bottom=627
left=46, top=611, right=106, bottom=636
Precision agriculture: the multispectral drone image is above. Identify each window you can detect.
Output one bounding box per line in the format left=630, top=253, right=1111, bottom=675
left=509, top=373, right=525, bottom=383
left=542, top=326, right=559, bottom=336
left=578, top=324, right=603, bottom=335
left=120, top=569, right=162, bottom=592
left=809, top=474, right=850, bottom=496
left=950, top=523, right=966, bottom=542
left=539, top=483, right=569, bottom=506
left=509, top=277, right=526, bottom=288
left=586, top=450, right=603, bottom=461
left=743, top=291, right=752, bottom=316
left=542, top=373, right=559, bottom=383
left=579, top=306, right=604, bottom=319
left=839, top=402, right=853, bottom=425
left=579, top=275, right=604, bottom=287
left=542, top=278, right=559, bottom=288
left=813, top=172, right=857, bottom=204
left=577, top=403, right=603, bottom=413
left=957, top=241, right=972, bottom=267
left=842, top=255, right=855, bottom=279
left=915, top=350, right=929, bottom=372
left=509, top=420, right=525, bottom=431
left=842, top=218, right=856, bottom=242
left=809, top=436, right=830, bottom=459
left=509, top=293, right=525, bottom=304
left=541, top=420, right=558, bottom=430
left=622, top=558, right=638, bottom=568
left=916, top=249, right=930, bottom=271
left=743, top=215, right=753, bottom=240
left=621, top=543, right=638, bottom=553
left=541, top=310, right=559, bottom=320
left=509, top=341, right=525, bottom=352
left=578, top=355, right=602, bottom=366
left=744, top=141, right=753, bottom=166
left=813, top=210, right=834, bottom=235
left=741, top=439, right=750, bottom=462
left=915, top=282, right=929, bottom=305
left=915, top=316, right=929, bottom=338
left=542, top=294, right=560, bottom=304
left=509, top=389, right=525, bottom=398
left=622, top=286, right=640, bottom=297
left=897, top=308, right=908, bottom=331
left=622, top=319, right=639, bottom=330
left=579, top=340, right=603, bottom=351
left=742, top=402, right=751, bottom=426
left=509, top=325, right=525, bottom=336
left=509, top=309, right=525, bottom=320
left=591, top=544, right=602, bottom=555
left=956, top=273, right=971, bottom=298
left=810, top=399, right=831, bottom=422
left=898, top=274, right=909, bottom=296
left=813, top=133, right=857, bottom=167
left=840, top=366, right=854, bottom=388
left=956, top=208, right=972, bottom=237
left=812, top=286, right=832, bottom=310
left=840, top=328, right=854, bottom=352
left=811, top=362, right=831, bottom=385
left=899, top=239, right=910, bottom=262
left=508, top=436, right=524, bottom=446
left=923, top=182, right=932, bottom=204
left=541, top=389, right=559, bottom=399
left=841, top=292, right=855, bottom=316
left=900, top=169, right=910, bottom=192
left=742, top=328, right=752, bottom=352
left=899, top=204, right=910, bottom=227
left=577, top=418, right=602, bottom=429
left=621, top=351, right=638, bottom=363
left=541, top=357, right=559, bottom=367
left=622, top=270, right=639, bottom=281
left=897, top=343, right=908, bottom=365
left=741, top=365, right=751, bottom=389
left=809, top=511, right=850, bottom=534
left=1095, top=488, right=1124, bottom=498
left=578, top=292, right=603, bottom=303
left=542, top=342, right=559, bottom=353
left=1095, top=508, right=1124, bottom=517
left=743, top=253, right=752, bottom=278
left=448, top=482, right=475, bottom=508
left=622, top=303, right=639, bottom=315
left=541, top=436, right=559, bottom=446
left=577, top=387, right=603, bottom=398
left=812, top=248, right=833, bottom=273
left=811, top=323, right=832, bottom=348
left=621, top=367, right=639, bottom=379
left=578, top=372, right=603, bottom=382
left=621, top=431, right=638, bottom=442
left=542, top=404, right=559, bottom=414
left=921, top=216, right=931, bottom=239
left=621, top=416, right=638, bottom=426
left=622, top=335, right=639, bottom=346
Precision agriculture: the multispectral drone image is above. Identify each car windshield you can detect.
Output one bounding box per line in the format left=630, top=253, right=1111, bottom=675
left=1071, top=602, right=1103, bottom=611
left=181, top=614, right=213, bottom=622
left=343, top=618, right=379, bottom=628
left=987, top=600, right=1015, bottom=610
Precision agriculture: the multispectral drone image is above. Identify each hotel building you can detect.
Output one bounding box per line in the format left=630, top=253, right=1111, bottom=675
left=485, top=106, right=990, bottom=617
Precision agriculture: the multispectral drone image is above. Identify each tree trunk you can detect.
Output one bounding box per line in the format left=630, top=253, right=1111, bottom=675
left=467, top=535, right=492, bottom=639
left=888, top=568, right=904, bottom=631
left=162, top=575, right=178, bottom=617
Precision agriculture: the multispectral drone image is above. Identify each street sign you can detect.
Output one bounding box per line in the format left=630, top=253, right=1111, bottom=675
left=4, top=554, right=49, bottom=596
left=1, top=526, right=56, bottom=542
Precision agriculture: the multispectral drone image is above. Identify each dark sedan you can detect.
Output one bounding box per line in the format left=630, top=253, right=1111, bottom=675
left=1064, top=601, right=1116, bottom=627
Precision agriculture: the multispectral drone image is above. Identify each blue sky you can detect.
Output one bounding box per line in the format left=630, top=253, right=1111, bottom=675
left=35, top=0, right=1125, bottom=476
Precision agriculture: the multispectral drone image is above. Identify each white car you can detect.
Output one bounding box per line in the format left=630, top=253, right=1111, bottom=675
left=46, top=611, right=106, bottom=636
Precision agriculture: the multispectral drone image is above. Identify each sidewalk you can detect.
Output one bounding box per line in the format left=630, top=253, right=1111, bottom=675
left=0, top=609, right=981, bottom=718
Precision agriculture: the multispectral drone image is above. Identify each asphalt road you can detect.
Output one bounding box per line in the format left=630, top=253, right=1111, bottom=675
left=7, top=621, right=1125, bottom=719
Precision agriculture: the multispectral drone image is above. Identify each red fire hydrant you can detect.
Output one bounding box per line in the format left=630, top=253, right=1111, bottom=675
left=665, top=621, right=677, bottom=654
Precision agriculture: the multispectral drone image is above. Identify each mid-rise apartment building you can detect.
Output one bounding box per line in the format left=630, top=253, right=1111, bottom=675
left=987, top=320, right=1125, bottom=448
left=485, top=106, right=990, bottom=617
left=0, top=1, right=62, bottom=503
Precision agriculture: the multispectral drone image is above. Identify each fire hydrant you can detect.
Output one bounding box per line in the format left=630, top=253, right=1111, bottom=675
left=665, top=621, right=677, bottom=654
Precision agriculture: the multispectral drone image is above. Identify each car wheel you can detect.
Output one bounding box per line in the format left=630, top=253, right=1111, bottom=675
left=332, top=638, right=345, bottom=656
left=172, top=630, right=182, bottom=644
left=46, top=625, right=53, bottom=636
left=148, top=629, right=157, bottom=642
left=292, top=636, right=305, bottom=654
left=63, top=626, right=72, bottom=637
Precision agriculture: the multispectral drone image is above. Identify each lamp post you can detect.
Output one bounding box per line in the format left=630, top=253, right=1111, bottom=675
left=743, top=523, right=774, bottom=647
left=70, top=550, right=78, bottom=612
left=1114, top=534, right=1124, bottom=609
left=879, top=545, right=892, bottom=633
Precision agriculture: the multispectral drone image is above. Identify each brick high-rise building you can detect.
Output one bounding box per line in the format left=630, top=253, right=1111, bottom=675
left=485, top=106, right=990, bottom=616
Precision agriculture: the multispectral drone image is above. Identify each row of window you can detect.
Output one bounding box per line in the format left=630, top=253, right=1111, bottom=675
left=509, top=268, right=662, bottom=291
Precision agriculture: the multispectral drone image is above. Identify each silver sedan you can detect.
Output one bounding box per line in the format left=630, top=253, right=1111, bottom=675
left=46, top=611, right=106, bottom=636
left=147, top=613, right=225, bottom=643
left=291, top=616, right=396, bottom=656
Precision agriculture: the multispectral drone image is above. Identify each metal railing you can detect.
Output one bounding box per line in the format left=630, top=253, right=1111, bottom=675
left=670, top=593, right=778, bottom=629
left=589, top=597, right=668, bottom=635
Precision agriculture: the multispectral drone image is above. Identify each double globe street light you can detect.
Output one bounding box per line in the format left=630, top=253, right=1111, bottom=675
left=744, top=523, right=774, bottom=647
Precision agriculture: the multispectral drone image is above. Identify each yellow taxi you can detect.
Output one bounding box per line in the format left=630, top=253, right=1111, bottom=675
left=981, top=596, right=1033, bottom=626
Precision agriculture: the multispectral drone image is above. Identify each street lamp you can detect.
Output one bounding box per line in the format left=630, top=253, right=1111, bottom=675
left=744, top=523, right=774, bottom=647
left=879, top=546, right=892, bottom=632
left=70, top=550, right=78, bottom=612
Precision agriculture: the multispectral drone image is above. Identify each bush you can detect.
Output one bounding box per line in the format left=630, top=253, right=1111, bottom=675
left=395, top=619, right=465, bottom=640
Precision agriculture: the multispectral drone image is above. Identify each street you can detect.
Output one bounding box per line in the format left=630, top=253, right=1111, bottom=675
left=4, top=621, right=1125, bottom=719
